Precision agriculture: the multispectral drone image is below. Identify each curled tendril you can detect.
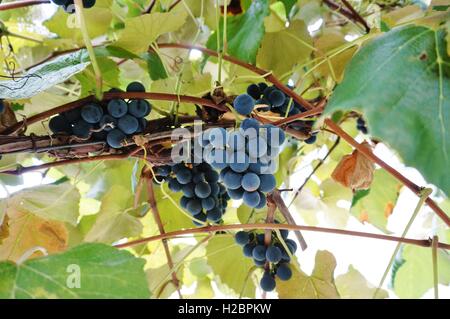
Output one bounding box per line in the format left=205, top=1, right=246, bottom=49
left=0, top=64, right=42, bottom=91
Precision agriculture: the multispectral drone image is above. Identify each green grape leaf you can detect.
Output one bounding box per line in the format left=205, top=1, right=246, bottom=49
left=84, top=185, right=143, bottom=244
left=152, top=184, right=194, bottom=232
left=206, top=236, right=256, bottom=298
left=143, top=52, right=168, bottom=81
left=0, top=243, right=150, bottom=299
left=206, top=0, right=270, bottom=64
left=393, top=245, right=450, bottom=298
left=76, top=57, right=120, bottom=96
left=257, top=20, right=312, bottom=77
left=277, top=250, right=340, bottom=298
left=350, top=169, right=402, bottom=232
left=336, top=265, right=388, bottom=299
left=115, top=11, right=188, bottom=54
left=326, top=25, right=450, bottom=195
left=0, top=50, right=89, bottom=99
left=351, top=170, right=402, bottom=232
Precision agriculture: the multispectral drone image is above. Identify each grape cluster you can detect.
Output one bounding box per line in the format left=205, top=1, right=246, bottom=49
left=48, top=82, right=151, bottom=149
left=235, top=227, right=296, bottom=292
left=235, top=83, right=318, bottom=144
left=356, top=117, right=368, bottom=134
left=51, top=0, right=96, bottom=13
left=199, top=120, right=283, bottom=209
left=155, top=162, right=230, bottom=226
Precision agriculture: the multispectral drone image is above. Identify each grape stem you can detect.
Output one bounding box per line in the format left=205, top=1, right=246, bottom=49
left=114, top=223, right=450, bottom=250
left=271, top=190, right=308, bottom=251
left=0, top=0, right=50, bottom=11
left=322, top=0, right=370, bottom=33
left=145, top=176, right=183, bottom=299
left=324, top=119, right=450, bottom=227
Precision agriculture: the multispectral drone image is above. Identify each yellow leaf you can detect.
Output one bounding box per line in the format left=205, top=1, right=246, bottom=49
left=0, top=209, right=68, bottom=262
left=116, top=11, right=188, bottom=54
left=277, top=250, right=340, bottom=299
left=256, top=20, right=312, bottom=78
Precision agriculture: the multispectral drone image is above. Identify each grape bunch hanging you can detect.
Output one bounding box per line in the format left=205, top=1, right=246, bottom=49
left=198, top=120, right=282, bottom=209
left=49, top=82, right=151, bottom=149
left=154, top=162, right=230, bottom=226
left=235, top=83, right=318, bottom=144
left=51, top=0, right=96, bottom=13
left=235, top=227, right=297, bottom=292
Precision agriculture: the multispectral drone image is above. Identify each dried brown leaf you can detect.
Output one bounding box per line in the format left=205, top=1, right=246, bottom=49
left=331, top=142, right=374, bottom=191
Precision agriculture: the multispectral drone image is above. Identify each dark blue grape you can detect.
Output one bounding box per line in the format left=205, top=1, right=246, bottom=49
left=255, top=193, right=267, bottom=209
left=72, top=119, right=93, bottom=138
left=280, top=229, right=289, bottom=240
left=62, top=108, right=81, bottom=123
left=227, top=187, right=244, bottom=200
left=243, top=191, right=260, bottom=208
left=247, top=84, right=261, bottom=99
left=193, top=213, right=207, bottom=226
left=205, top=170, right=219, bottom=183
left=254, top=259, right=266, bottom=267
left=252, top=245, right=266, bottom=261
left=227, top=131, right=246, bottom=151
left=195, top=181, right=211, bottom=199
left=256, top=233, right=265, bottom=244
left=126, top=81, right=145, bottom=92
left=258, top=82, right=268, bottom=92
left=155, top=165, right=171, bottom=177
left=106, top=129, right=126, bottom=148
left=49, top=115, right=72, bottom=134
left=168, top=177, right=183, bottom=192
left=192, top=173, right=205, bottom=184
left=268, top=90, right=286, bottom=107
left=276, top=263, right=292, bottom=281
left=186, top=199, right=202, bottom=215
left=223, top=170, right=242, bottom=190
left=182, top=183, right=195, bottom=198
left=258, top=174, right=276, bottom=193
left=263, top=86, right=276, bottom=99
left=235, top=231, right=250, bottom=246
left=99, top=114, right=117, bottom=131
left=266, top=245, right=282, bottom=263
left=82, top=0, right=96, bottom=8
left=180, top=196, right=190, bottom=209
left=240, top=118, right=260, bottom=132
left=108, top=99, right=128, bottom=118
left=201, top=197, right=216, bottom=210
left=243, top=243, right=255, bottom=257
left=264, top=124, right=286, bottom=147
left=176, top=168, right=192, bottom=184
left=208, top=127, right=227, bottom=148
left=247, top=137, right=267, bottom=158
left=229, top=153, right=250, bottom=173
left=286, top=239, right=297, bottom=253
left=210, top=183, right=220, bottom=197
left=304, top=134, right=317, bottom=144
left=206, top=207, right=222, bottom=222
left=260, top=271, right=276, bottom=292
left=81, top=103, right=103, bottom=124
left=118, top=115, right=139, bottom=134
left=234, top=94, right=255, bottom=115
left=242, top=172, right=260, bottom=192
left=128, top=100, right=151, bottom=118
